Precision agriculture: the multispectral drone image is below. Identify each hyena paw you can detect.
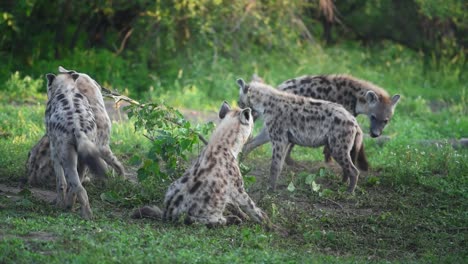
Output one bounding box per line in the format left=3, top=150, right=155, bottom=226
left=226, top=215, right=243, bottom=225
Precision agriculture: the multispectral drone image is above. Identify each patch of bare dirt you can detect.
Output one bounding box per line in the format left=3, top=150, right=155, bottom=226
left=0, top=183, right=56, bottom=204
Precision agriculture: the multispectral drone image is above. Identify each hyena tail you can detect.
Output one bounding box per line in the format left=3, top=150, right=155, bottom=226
left=75, top=131, right=107, bottom=178
left=131, top=206, right=163, bottom=220
left=351, top=130, right=369, bottom=171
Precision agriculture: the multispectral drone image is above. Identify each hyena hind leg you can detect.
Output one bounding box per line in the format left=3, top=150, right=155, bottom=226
left=187, top=215, right=227, bottom=227
left=100, top=146, right=125, bottom=177
left=330, top=146, right=359, bottom=193
left=62, top=152, right=93, bottom=219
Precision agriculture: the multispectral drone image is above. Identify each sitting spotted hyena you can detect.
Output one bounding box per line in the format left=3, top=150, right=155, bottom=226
left=237, top=79, right=368, bottom=192
left=27, top=67, right=124, bottom=189
left=45, top=71, right=110, bottom=219
left=243, top=74, right=400, bottom=165
left=132, top=102, right=270, bottom=227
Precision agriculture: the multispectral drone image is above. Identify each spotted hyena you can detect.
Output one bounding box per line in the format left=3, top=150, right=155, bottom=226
left=45, top=71, right=108, bottom=219
left=243, top=74, right=400, bottom=164
left=132, top=102, right=270, bottom=227
left=27, top=67, right=124, bottom=188
left=237, top=79, right=368, bottom=192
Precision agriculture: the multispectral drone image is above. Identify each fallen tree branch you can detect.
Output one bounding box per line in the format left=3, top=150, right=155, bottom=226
left=101, top=87, right=209, bottom=145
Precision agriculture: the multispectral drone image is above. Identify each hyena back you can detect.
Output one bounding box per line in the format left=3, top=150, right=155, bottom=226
left=132, top=102, right=270, bottom=227
left=45, top=72, right=106, bottom=219
left=237, top=79, right=367, bottom=192
left=243, top=74, right=400, bottom=163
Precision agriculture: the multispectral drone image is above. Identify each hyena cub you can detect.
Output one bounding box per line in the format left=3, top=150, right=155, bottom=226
left=237, top=79, right=368, bottom=192
left=45, top=72, right=107, bottom=219
left=243, top=74, right=400, bottom=164
left=132, top=102, right=270, bottom=227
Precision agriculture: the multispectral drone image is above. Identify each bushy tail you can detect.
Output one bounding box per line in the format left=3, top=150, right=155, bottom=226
left=75, top=131, right=107, bottom=178
left=131, top=206, right=163, bottom=220
left=351, top=130, right=369, bottom=171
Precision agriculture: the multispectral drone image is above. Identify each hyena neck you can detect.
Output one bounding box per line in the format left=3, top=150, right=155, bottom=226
left=207, top=123, right=243, bottom=159
left=332, top=75, right=390, bottom=116
left=249, top=83, right=285, bottom=115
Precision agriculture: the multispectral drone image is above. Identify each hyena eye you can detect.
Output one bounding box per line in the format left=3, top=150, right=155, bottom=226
left=384, top=119, right=389, bottom=124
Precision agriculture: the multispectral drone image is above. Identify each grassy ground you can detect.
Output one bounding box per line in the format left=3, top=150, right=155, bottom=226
left=0, top=42, right=467, bottom=263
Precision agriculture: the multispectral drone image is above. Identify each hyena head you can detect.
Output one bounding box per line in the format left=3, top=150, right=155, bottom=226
left=236, top=78, right=262, bottom=115
left=58, top=66, right=104, bottom=104
left=218, top=100, right=253, bottom=149
left=45, top=71, right=79, bottom=99
left=365, top=91, right=401, bottom=138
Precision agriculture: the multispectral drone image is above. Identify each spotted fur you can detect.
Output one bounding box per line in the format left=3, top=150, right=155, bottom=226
left=243, top=74, right=399, bottom=164
left=27, top=67, right=124, bottom=189
left=132, top=102, right=270, bottom=227
left=237, top=79, right=367, bottom=192
left=45, top=71, right=107, bottom=219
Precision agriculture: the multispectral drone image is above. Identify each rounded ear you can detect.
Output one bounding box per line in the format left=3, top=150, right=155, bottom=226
left=58, top=66, right=76, bottom=74
left=365, top=91, right=378, bottom=105
left=236, top=78, right=249, bottom=94
left=71, top=73, right=80, bottom=81
left=251, top=73, right=264, bottom=83
left=46, top=73, right=56, bottom=86
left=391, top=94, right=401, bottom=107
left=219, top=101, right=231, bottom=119
left=240, top=108, right=252, bottom=125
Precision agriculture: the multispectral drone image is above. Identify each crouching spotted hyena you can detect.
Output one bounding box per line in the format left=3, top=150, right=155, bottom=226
left=45, top=71, right=109, bottom=219
left=237, top=79, right=368, bottom=192
left=243, top=74, right=400, bottom=165
left=132, top=102, right=271, bottom=228
left=27, top=67, right=124, bottom=189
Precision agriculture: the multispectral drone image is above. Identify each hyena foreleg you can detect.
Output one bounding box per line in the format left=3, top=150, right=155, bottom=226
left=242, top=126, right=270, bottom=158
left=234, top=191, right=269, bottom=225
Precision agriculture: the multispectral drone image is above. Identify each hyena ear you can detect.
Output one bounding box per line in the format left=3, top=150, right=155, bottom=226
left=240, top=108, right=252, bottom=125
left=391, top=94, right=401, bottom=107
left=365, top=91, right=379, bottom=105
left=219, top=101, right=231, bottom=119
left=71, top=73, right=80, bottom=81
left=236, top=78, right=249, bottom=94
left=251, top=73, right=265, bottom=83
left=58, top=66, right=76, bottom=74
left=46, top=73, right=55, bottom=86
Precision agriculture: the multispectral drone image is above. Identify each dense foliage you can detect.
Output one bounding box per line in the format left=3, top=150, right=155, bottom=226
left=0, top=0, right=466, bottom=94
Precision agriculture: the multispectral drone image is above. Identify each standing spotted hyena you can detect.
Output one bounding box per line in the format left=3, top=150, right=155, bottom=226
left=237, top=79, right=368, bottom=192
left=132, top=102, right=270, bottom=227
left=27, top=67, right=124, bottom=188
left=243, top=74, right=400, bottom=164
left=45, top=71, right=107, bottom=219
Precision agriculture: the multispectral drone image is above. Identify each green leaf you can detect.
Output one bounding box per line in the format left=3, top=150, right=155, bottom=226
left=305, top=174, right=315, bottom=185
left=287, top=181, right=296, bottom=192
left=312, top=181, right=321, bottom=192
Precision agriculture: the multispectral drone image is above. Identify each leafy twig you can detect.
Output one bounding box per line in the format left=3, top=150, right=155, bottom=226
left=101, top=87, right=209, bottom=145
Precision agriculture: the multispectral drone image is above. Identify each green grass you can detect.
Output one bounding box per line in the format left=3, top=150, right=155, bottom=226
left=0, top=42, right=467, bottom=263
